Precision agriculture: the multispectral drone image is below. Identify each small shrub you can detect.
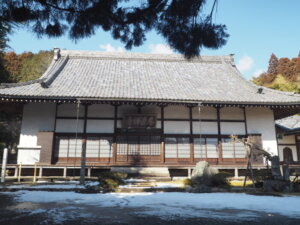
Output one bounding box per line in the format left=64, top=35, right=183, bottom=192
left=191, top=172, right=231, bottom=189
left=183, top=178, right=192, bottom=186
left=254, top=169, right=272, bottom=188
left=210, top=172, right=231, bottom=188
left=98, top=172, right=128, bottom=191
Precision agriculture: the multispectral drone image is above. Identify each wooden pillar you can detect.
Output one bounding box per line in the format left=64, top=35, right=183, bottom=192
left=18, top=164, right=22, bottom=182
left=14, top=166, right=18, bottom=178
left=189, top=106, right=194, bottom=163
left=296, top=136, right=300, bottom=163
left=160, top=106, right=165, bottom=163
left=38, top=167, right=43, bottom=178
left=33, top=163, right=37, bottom=183
left=51, top=103, right=58, bottom=164
left=234, top=168, right=239, bottom=178
left=1, top=148, right=8, bottom=183
left=63, top=167, right=67, bottom=178
left=243, top=107, right=248, bottom=136
left=80, top=104, right=88, bottom=184
left=216, top=107, right=222, bottom=163
left=188, top=168, right=192, bottom=178
left=87, top=167, right=91, bottom=178
left=113, top=105, right=118, bottom=164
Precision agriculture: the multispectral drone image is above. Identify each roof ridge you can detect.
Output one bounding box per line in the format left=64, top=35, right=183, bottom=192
left=41, top=56, right=69, bottom=88
left=60, top=49, right=234, bottom=63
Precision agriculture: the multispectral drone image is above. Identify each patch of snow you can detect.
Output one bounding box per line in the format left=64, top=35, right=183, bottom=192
left=36, top=181, right=49, bottom=184
left=124, top=178, right=147, bottom=183
left=118, top=185, right=150, bottom=189
left=85, top=181, right=99, bottom=186
left=54, top=181, right=80, bottom=184
left=154, top=182, right=183, bottom=188
left=7, top=184, right=85, bottom=189
left=4, top=181, right=98, bottom=190
left=5, top=192, right=300, bottom=219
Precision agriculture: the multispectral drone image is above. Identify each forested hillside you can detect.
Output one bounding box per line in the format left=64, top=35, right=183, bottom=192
left=0, top=50, right=52, bottom=158
left=253, top=53, right=300, bottom=93
left=0, top=50, right=53, bottom=83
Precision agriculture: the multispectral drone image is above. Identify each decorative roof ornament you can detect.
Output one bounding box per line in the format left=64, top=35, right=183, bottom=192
left=53, top=48, right=61, bottom=61
left=257, top=87, right=264, bottom=94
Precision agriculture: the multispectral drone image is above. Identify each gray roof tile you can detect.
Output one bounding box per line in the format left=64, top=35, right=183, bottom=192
left=276, top=115, right=300, bottom=131
left=1, top=50, right=300, bottom=104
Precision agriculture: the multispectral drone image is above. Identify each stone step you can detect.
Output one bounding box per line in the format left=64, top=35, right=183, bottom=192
left=127, top=177, right=172, bottom=182
left=116, top=187, right=185, bottom=193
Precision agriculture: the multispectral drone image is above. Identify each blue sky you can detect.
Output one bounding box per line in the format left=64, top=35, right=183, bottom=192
left=7, top=0, right=300, bottom=80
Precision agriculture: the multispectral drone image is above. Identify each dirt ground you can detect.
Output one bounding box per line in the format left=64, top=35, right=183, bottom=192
left=0, top=193, right=299, bottom=225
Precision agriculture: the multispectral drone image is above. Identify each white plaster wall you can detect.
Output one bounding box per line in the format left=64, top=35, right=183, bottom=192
left=86, top=120, right=114, bottom=133
left=18, top=103, right=56, bottom=164
left=246, top=107, right=278, bottom=155
left=164, top=121, right=190, bottom=134
left=193, top=122, right=218, bottom=134
left=278, top=145, right=298, bottom=161
left=192, top=106, right=217, bottom=119
left=17, top=148, right=40, bottom=164
left=19, top=103, right=56, bottom=147
left=164, top=106, right=189, bottom=119
left=55, top=119, right=84, bottom=133
left=57, top=103, right=84, bottom=117
left=88, top=104, right=114, bottom=117
left=278, top=135, right=296, bottom=144
left=220, top=122, right=246, bottom=135
left=220, top=107, right=244, bottom=120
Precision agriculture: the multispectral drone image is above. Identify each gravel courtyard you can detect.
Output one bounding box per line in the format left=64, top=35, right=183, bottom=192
left=0, top=191, right=299, bottom=225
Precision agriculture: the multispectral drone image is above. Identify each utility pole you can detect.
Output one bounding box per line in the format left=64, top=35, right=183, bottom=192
left=1, top=148, right=8, bottom=183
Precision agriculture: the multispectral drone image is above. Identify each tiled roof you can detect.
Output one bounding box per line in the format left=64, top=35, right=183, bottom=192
left=1, top=49, right=300, bottom=104
left=276, top=115, right=300, bottom=132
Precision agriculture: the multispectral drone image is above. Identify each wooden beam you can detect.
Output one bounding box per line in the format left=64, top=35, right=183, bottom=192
left=80, top=104, right=88, bottom=184
left=216, top=107, right=223, bottom=163
left=161, top=106, right=165, bottom=163
left=189, top=106, right=194, bottom=163
left=50, top=103, right=58, bottom=164
left=113, top=105, right=118, bottom=163
left=243, top=107, right=248, bottom=136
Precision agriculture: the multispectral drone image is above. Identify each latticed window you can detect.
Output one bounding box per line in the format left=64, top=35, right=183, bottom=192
left=117, top=135, right=160, bottom=156
left=194, top=138, right=218, bottom=158
left=55, top=137, right=82, bottom=158
left=222, top=138, right=246, bottom=158
left=117, top=136, right=127, bottom=155
left=165, top=137, right=190, bottom=158
left=86, top=137, right=113, bottom=158
left=55, top=136, right=113, bottom=159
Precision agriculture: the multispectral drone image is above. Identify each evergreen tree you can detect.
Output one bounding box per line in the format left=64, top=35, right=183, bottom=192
left=1, top=0, right=228, bottom=58
left=267, top=53, right=278, bottom=75
left=0, top=20, right=11, bottom=83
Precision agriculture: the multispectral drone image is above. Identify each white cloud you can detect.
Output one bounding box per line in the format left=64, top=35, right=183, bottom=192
left=148, top=44, right=174, bottom=54
left=99, top=44, right=125, bottom=52
left=252, top=69, right=265, bottom=78
left=237, top=55, right=254, bottom=72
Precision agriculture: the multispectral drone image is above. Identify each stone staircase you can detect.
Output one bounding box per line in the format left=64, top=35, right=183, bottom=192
left=116, top=177, right=185, bottom=193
